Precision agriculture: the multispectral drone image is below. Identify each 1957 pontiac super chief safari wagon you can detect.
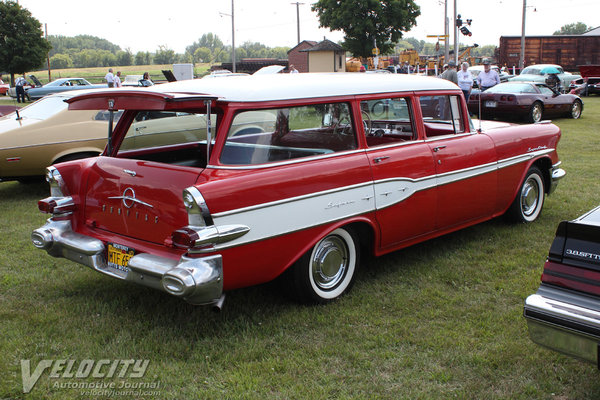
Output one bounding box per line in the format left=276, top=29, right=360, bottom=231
left=31, top=73, right=565, bottom=308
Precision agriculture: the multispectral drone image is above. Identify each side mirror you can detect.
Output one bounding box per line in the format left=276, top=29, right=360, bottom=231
left=322, top=113, right=333, bottom=127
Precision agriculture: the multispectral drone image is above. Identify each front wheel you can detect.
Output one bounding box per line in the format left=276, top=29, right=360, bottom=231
left=284, top=227, right=359, bottom=303
left=506, top=166, right=545, bottom=223
left=528, top=102, right=543, bottom=123
left=568, top=100, right=582, bottom=119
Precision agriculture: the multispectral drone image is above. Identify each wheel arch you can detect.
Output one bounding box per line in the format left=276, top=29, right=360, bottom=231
left=279, top=217, right=378, bottom=277
left=531, top=156, right=553, bottom=194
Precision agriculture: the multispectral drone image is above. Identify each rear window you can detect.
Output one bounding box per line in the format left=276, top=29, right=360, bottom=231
left=220, top=103, right=357, bottom=165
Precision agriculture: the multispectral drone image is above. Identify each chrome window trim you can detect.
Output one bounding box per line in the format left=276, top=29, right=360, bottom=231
left=206, top=149, right=366, bottom=170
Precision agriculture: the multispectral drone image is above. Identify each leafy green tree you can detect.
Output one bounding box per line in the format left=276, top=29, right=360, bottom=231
left=312, top=0, right=420, bottom=58
left=0, top=1, right=52, bottom=83
left=49, top=53, right=73, bottom=69
left=153, top=45, right=176, bottom=65
left=135, top=51, right=152, bottom=65
left=405, top=37, right=425, bottom=53
left=48, top=34, right=120, bottom=57
left=269, top=46, right=291, bottom=59
left=194, top=47, right=212, bottom=63
left=186, top=33, right=224, bottom=55
left=553, top=22, right=591, bottom=35
left=116, top=50, right=133, bottom=66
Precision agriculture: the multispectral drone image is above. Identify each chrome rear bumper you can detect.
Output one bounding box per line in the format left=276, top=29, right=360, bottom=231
left=524, top=284, right=600, bottom=366
left=32, top=219, right=223, bottom=305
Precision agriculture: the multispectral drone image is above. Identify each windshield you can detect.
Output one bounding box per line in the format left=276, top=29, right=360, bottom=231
left=15, top=96, right=68, bottom=120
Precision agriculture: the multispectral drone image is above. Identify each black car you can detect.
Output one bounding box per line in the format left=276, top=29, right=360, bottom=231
left=524, top=205, right=600, bottom=366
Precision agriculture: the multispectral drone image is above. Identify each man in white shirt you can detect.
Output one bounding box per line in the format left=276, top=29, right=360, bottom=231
left=476, top=59, right=500, bottom=91
left=105, top=68, right=115, bottom=88
left=457, top=62, right=473, bottom=101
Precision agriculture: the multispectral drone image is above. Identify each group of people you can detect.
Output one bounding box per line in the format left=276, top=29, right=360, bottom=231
left=104, top=69, right=153, bottom=87
left=441, top=59, right=501, bottom=101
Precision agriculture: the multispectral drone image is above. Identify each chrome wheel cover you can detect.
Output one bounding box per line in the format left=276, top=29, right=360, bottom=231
left=531, top=104, right=542, bottom=122
left=311, top=235, right=349, bottom=291
left=521, top=175, right=541, bottom=218
left=571, top=102, right=581, bottom=118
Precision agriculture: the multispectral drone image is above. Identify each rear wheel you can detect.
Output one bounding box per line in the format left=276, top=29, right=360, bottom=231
left=568, top=100, right=582, bottom=119
left=528, top=102, right=543, bottom=123
left=506, top=166, right=545, bottom=223
left=284, top=227, right=359, bottom=303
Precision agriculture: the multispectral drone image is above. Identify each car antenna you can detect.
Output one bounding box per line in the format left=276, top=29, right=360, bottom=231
left=477, top=90, right=482, bottom=132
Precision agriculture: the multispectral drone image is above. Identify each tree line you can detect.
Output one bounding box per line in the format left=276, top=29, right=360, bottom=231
left=47, top=33, right=292, bottom=69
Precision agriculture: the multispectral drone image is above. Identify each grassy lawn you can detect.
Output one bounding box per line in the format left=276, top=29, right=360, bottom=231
left=1, top=97, right=600, bottom=399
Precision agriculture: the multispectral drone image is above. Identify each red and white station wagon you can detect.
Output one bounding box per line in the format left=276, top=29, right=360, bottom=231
left=31, top=73, right=565, bottom=308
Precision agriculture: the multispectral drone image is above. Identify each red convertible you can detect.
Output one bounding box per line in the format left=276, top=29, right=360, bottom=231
left=468, top=81, right=583, bottom=123
left=31, top=74, right=565, bottom=308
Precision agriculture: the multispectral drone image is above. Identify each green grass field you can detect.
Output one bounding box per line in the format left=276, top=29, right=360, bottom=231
left=1, top=97, right=600, bottom=399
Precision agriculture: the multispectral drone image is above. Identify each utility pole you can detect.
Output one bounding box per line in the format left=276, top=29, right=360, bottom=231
left=45, top=23, right=51, bottom=81
left=231, top=0, right=236, bottom=73
left=444, top=0, right=449, bottom=61
left=519, top=0, right=526, bottom=70
left=453, top=0, right=458, bottom=65
left=291, top=2, right=304, bottom=44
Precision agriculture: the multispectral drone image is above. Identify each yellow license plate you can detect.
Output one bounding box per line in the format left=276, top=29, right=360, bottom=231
left=107, top=243, right=135, bottom=272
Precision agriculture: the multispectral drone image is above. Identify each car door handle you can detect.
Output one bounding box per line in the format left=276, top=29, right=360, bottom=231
left=373, top=156, right=390, bottom=163
left=433, top=145, right=446, bottom=152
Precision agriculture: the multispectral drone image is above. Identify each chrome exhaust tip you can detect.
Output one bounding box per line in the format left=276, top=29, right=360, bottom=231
left=31, top=229, right=54, bottom=250
left=211, top=294, right=226, bottom=312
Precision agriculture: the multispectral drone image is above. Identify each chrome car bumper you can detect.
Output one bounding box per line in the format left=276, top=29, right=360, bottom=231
left=31, top=219, right=223, bottom=305
left=549, top=162, right=565, bottom=194
left=524, top=284, right=600, bottom=366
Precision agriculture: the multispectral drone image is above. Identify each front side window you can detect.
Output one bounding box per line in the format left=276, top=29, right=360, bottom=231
left=419, top=95, right=465, bottom=137
left=360, top=97, right=416, bottom=147
left=220, top=103, right=357, bottom=165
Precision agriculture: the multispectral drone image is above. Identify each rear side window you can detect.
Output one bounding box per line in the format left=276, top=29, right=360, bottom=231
left=118, top=111, right=214, bottom=152
left=220, top=103, right=357, bottom=165
left=419, top=95, right=464, bottom=137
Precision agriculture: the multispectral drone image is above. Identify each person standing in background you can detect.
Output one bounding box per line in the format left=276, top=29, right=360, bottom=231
left=476, top=59, right=500, bottom=91
left=441, top=60, right=458, bottom=84
left=15, top=74, right=29, bottom=103
left=105, top=68, right=115, bottom=88
left=114, top=71, right=122, bottom=88
left=457, top=62, right=473, bottom=101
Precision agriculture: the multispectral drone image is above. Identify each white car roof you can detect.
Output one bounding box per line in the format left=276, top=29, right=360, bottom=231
left=143, top=73, right=459, bottom=102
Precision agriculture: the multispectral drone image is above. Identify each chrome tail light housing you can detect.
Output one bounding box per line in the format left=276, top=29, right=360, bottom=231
left=38, top=166, right=75, bottom=217
left=172, top=186, right=249, bottom=253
